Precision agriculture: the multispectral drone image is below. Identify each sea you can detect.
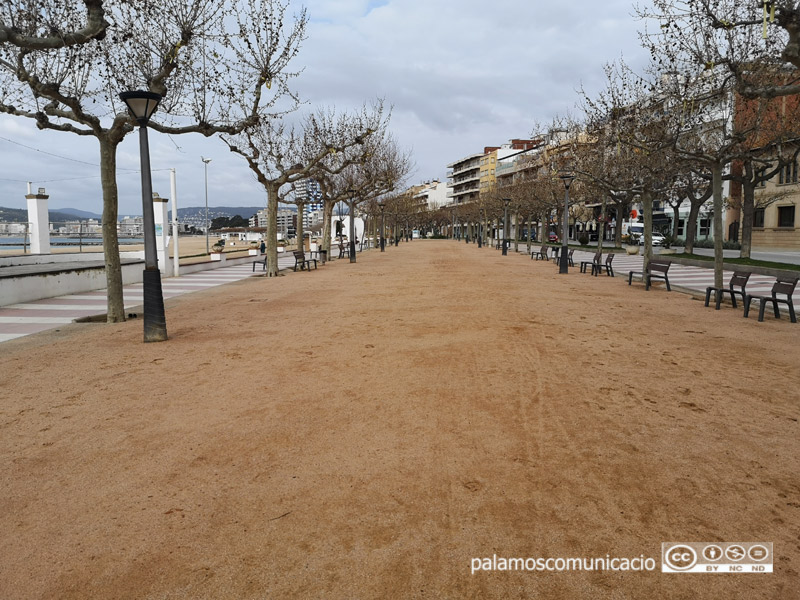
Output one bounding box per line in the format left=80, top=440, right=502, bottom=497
left=0, top=236, right=145, bottom=252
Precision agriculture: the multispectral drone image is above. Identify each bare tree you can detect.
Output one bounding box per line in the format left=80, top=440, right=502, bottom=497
left=0, top=0, right=308, bottom=321
left=1, top=1, right=109, bottom=49
left=639, top=1, right=800, bottom=99
left=222, top=102, right=387, bottom=276
left=314, top=132, right=412, bottom=258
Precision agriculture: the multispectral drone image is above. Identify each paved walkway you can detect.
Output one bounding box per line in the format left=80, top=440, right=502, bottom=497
left=0, top=252, right=328, bottom=343
left=515, top=244, right=800, bottom=301
left=2, top=246, right=797, bottom=343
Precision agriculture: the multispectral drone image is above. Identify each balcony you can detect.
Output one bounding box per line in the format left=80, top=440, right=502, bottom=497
left=451, top=161, right=480, bottom=177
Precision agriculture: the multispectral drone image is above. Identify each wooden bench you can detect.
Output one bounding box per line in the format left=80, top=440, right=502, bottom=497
left=743, top=276, right=798, bottom=322
left=531, top=245, right=548, bottom=260
left=704, top=271, right=750, bottom=310
left=628, top=259, right=671, bottom=291
left=293, top=250, right=317, bottom=271
left=593, top=253, right=615, bottom=277
left=580, top=251, right=601, bottom=274
left=252, top=257, right=267, bottom=272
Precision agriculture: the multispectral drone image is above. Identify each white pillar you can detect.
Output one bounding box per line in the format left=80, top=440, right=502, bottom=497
left=25, top=187, right=50, bottom=254
left=170, top=168, right=179, bottom=277
left=153, top=193, right=171, bottom=277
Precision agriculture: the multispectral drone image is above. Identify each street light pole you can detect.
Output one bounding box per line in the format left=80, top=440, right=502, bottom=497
left=378, top=201, right=386, bottom=251
left=502, top=198, right=511, bottom=256
left=558, top=172, right=575, bottom=274
left=119, top=90, right=167, bottom=342
left=201, top=157, right=211, bottom=254
left=347, top=189, right=356, bottom=263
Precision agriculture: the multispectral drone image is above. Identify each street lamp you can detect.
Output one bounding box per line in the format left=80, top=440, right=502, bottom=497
left=502, top=198, right=511, bottom=256
left=201, top=157, right=212, bottom=254
left=119, top=90, right=167, bottom=342
left=378, top=200, right=386, bottom=251
left=558, top=171, right=576, bottom=274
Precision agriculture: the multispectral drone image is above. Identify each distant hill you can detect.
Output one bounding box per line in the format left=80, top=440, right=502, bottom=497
left=0, top=206, right=96, bottom=223
left=52, top=208, right=103, bottom=220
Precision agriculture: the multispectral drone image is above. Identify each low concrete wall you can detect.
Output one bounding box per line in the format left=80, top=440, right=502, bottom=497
left=177, top=254, right=258, bottom=275
left=0, top=251, right=143, bottom=268
left=1, top=260, right=145, bottom=306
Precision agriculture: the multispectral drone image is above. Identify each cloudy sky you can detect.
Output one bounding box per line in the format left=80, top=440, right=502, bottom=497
left=0, top=0, right=651, bottom=216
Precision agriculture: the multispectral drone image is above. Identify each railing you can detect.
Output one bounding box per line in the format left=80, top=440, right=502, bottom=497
left=0, top=221, right=149, bottom=254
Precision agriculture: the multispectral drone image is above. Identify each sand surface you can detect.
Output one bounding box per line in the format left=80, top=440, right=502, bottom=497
left=1, top=240, right=798, bottom=599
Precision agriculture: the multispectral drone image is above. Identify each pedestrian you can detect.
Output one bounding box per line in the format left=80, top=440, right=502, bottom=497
left=260, top=240, right=266, bottom=254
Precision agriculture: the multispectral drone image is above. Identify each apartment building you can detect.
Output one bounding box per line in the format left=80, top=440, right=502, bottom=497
left=412, top=179, right=448, bottom=209
left=446, top=153, right=482, bottom=204
left=448, top=139, right=540, bottom=205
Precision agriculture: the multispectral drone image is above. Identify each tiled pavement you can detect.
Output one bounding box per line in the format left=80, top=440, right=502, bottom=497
left=0, top=253, right=313, bottom=343
left=519, top=246, right=800, bottom=303
left=2, top=247, right=798, bottom=344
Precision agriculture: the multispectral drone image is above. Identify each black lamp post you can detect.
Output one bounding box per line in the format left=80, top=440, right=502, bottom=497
left=378, top=201, right=386, bottom=251
left=558, top=172, right=576, bottom=274
left=201, top=156, right=212, bottom=254
left=119, top=90, right=167, bottom=343
left=502, top=197, right=511, bottom=255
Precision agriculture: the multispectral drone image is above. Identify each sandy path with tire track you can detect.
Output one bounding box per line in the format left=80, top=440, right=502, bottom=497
left=1, top=240, right=798, bottom=599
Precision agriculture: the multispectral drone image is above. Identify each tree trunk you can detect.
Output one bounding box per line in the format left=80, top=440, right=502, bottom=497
left=672, top=204, right=681, bottom=238
left=513, top=211, right=519, bottom=252
left=598, top=197, right=607, bottom=254
left=526, top=214, right=533, bottom=253
left=296, top=201, right=305, bottom=257
left=614, top=201, right=626, bottom=248
left=642, top=190, right=653, bottom=273
left=322, top=199, right=334, bottom=255
left=99, top=136, right=125, bottom=323
left=711, top=161, right=724, bottom=289
left=740, top=180, right=755, bottom=259
left=265, top=183, right=280, bottom=277
left=684, top=201, right=701, bottom=254
left=348, top=200, right=356, bottom=262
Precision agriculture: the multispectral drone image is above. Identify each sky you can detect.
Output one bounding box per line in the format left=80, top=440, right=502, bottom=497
left=0, top=0, right=651, bottom=217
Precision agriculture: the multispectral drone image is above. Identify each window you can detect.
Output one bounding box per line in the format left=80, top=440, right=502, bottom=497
left=677, top=219, right=685, bottom=237
left=754, top=208, right=765, bottom=228
left=699, top=218, right=711, bottom=237
left=778, top=160, right=798, bottom=185
left=778, top=205, right=796, bottom=228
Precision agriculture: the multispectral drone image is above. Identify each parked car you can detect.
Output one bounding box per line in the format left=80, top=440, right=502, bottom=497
left=637, top=232, right=665, bottom=246
left=548, top=232, right=558, bottom=242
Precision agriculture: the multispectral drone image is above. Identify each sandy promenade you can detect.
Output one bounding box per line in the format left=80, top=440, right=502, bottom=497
left=1, top=240, right=798, bottom=599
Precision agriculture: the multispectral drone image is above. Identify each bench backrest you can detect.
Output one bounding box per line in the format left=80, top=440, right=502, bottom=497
left=591, top=251, right=602, bottom=264
left=729, top=271, right=750, bottom=291
left=772, top=276, right=799, bottom=297
left=648, top=260, right=670, bottom=274
left=540, top=245, right=548, bottom=257
left=605, top=253, right=614, bottom=265
left=293, top=250, right=306, bottom=260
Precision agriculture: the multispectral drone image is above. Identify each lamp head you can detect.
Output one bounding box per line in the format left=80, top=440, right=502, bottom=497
left=558, top=171, right=576, bottom=190
left=119, top=90, right=162, bottom=125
